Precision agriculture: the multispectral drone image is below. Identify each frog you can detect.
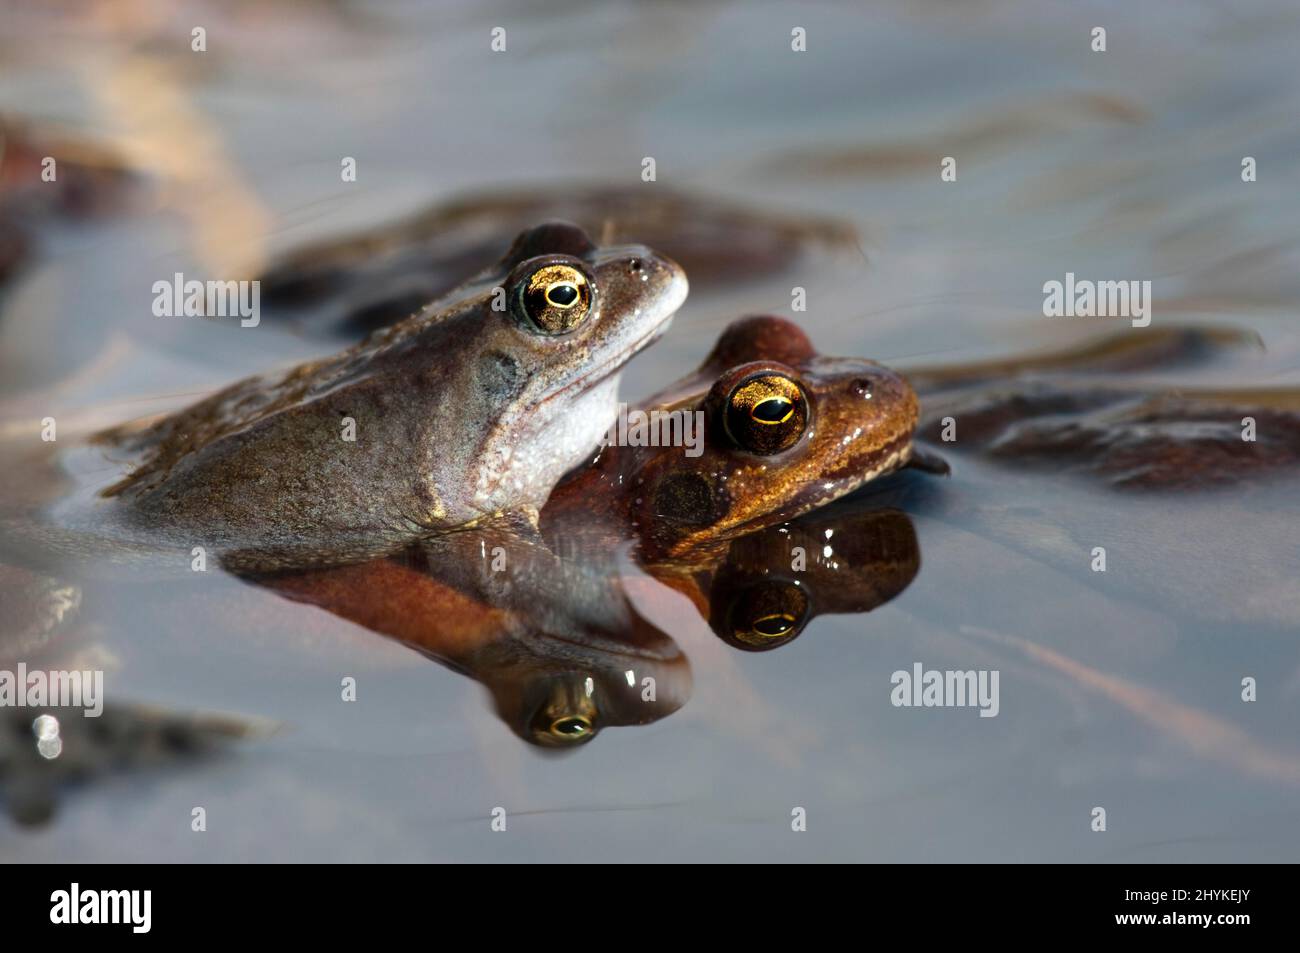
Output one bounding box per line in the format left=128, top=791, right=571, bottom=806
left=253, top=323, right=1297, bottom=772
left=541, top=314, right=949, bottom=566
left=27, top=221, right=686, bottom=573
left=246, top=316, right=945, bottom=746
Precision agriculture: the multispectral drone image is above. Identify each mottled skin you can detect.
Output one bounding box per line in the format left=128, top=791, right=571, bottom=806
left=542, top=315, right=945, bottom=565
left=88, top=222, right=686, bottom=569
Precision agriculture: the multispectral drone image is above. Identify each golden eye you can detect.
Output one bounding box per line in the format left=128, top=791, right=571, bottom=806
left=517, top=262, right=592, bottom=334
left=752, top=396, right=794, bottom=425
left=550, top=715, right=592, bottom=740
left=526, top=677, right=599, bottom=747
left=724, top=373, right=808, bottom=454
left=728, top=582, right=810, bottom=650
left=751, top=612, right=797, bottom=637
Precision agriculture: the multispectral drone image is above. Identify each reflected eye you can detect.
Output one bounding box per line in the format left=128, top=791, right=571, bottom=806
left=726, top=582, right=810, bottom=650
left=724, top=373, right=809, bottom=454
left=751, top=612, right=797, bottom=637
left=531, top=711, right=596, bottom=748
left=515, top=262, right=593, bottom=334
left=526, top=678, right=599, bottom=748
left=550, top=715, right=592, bottom=740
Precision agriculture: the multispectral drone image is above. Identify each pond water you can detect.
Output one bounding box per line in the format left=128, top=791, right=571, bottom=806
left=1, top=0, right=1298, bottom=861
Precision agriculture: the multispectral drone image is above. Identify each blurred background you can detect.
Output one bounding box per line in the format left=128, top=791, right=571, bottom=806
left=2, top=0, right=1299, bottom=861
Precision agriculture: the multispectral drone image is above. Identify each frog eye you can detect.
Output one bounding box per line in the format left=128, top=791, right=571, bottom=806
left=530, top=711, right=597, bottom=747
left=514, top=261, right=593, bottom=335
left=525, top=677, right=600, bottom=747
left=724, top=372, right=809, bottom=455
left=724, top=581, right=810, bottom=651
left=549, top=715, right=593, bottom=740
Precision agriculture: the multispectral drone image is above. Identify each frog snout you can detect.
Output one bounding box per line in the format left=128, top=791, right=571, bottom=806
left=633, top=251, right=688, bottom=316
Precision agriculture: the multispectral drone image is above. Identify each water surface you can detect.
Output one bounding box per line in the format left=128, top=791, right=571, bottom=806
left=2, top=0, right=1298, bottom=861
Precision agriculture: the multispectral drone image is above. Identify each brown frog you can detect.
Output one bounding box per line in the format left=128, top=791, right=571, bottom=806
left=542, top=314, right=948, bottom=565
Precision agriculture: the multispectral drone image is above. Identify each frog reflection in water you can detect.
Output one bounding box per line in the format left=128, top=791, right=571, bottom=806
left=259, top=317, right=944, bottom=747
left=38, top=222, right=686, bottom=571
left=694, top=502, right=920, bottom=652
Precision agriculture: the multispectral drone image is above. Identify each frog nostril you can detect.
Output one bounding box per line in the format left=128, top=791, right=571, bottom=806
left=628, top=257, right=642, bottom=273
left=851, top=378, right=873, bottom=398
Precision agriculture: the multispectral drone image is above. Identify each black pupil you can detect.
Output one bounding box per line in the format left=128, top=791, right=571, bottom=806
left=753, top=396, right=793, bottom=423
left=548, top=283, right=579, bottom=307
left=753, top=614, right=794, bottom=636
left=555, top=718, right=587, bottom=735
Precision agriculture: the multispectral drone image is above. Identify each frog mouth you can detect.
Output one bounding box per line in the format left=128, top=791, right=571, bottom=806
left=667, top=430, right=915, bottom=553
left=540, top=314, right=676, bottom=409
left=474, top=313, right=677, bottom=501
